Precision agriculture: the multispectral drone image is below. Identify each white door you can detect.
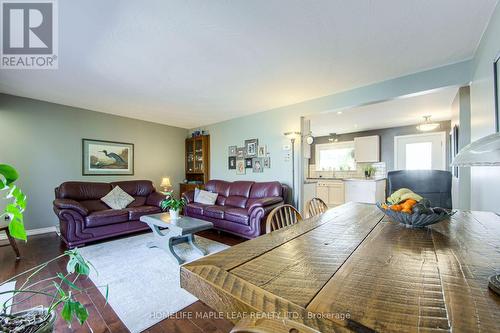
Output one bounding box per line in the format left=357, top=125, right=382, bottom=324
left=394, top=132, right=446, bottom=170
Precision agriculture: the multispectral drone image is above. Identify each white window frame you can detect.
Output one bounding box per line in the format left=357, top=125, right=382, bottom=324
left=315, top=141, right=355, bottom=171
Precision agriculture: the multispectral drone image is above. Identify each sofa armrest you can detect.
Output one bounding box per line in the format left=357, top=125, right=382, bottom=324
left=247, top=197, right=283, bottom=213
left=53, top=199, right=89, bottom=216
left=146, top=191, right=167, bottom=207
left=182, top=190, right=195, bottom=203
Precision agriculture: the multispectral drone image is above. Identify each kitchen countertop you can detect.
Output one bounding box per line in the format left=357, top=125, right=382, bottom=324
left=307, top=177, right=386, bottom=182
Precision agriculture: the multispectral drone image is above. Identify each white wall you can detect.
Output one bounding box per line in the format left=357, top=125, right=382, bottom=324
left=469, top=3, right=500, bottom=212
left=0, top=94, right=187, bottom=230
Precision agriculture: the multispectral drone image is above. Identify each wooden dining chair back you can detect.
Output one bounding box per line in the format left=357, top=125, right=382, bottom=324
left=307, top=197, right=328, bottom=217
left=266, top=204, right=302, bottom=233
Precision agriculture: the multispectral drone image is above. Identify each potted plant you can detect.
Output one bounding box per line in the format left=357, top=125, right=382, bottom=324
left=160, top=191, right=186, bottom=220
left=0, top=164, right=27, bottom=241
left=0, top=164, right=108, bottom=332
left=363, top=165, right=376, bottom=179
left=0, top=249, right=107, bottom=333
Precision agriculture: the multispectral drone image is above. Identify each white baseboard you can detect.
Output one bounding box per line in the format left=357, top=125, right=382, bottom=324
left=0, top=226, right=58, bottom=240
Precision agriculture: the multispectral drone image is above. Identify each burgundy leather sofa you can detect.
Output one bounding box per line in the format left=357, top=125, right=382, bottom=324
left=182, top=180, right=288, bottom=239
left=53, top=180, right=165, bottom=248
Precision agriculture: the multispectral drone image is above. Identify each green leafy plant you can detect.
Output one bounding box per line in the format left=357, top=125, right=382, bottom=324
left=0, top=249, right=108, bottom=332
left=160, top=191, right=186, bottom=211
left=0, top=164, right=27, bottom=241
left=363, top=165, right=376, bottom=178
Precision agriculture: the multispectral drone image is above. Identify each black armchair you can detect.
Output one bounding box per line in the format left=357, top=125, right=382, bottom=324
left=387, top=170, right=452, bottom=209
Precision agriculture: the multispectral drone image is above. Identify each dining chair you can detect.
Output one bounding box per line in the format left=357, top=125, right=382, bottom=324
left=306, top=197, right=328, bottom=217
left=387, top=170, right=452, bottom=209
left=266, top=204, right=302, bottom=233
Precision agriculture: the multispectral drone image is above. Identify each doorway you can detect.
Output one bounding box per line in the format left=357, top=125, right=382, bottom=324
left=394, top=132, right=446, bottom=170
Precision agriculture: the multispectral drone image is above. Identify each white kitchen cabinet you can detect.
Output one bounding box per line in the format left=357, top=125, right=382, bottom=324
left=344, top=179, right=386, bottom=204
left=354, top=135, right=380, bottom=162
left=316, top=181, right=345, bottom=207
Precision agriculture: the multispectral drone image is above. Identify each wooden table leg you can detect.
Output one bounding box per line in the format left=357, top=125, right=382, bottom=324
left=1, top=226, right=21, bottom=260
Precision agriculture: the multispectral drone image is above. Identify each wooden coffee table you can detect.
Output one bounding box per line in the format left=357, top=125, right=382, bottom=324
left=140, top=213, right=213, bottom=264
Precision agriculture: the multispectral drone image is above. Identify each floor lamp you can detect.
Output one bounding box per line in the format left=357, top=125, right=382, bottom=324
left=284, top=131, right=301, bottom=207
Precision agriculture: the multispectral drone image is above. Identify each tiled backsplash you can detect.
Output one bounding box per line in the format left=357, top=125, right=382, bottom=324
left=308, top=162, right=387, bottom=179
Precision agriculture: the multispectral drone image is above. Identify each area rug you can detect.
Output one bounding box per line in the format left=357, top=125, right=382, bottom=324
left=78, top=233, right=229, bottom=333
left=0, top=281, right=16, bottom=314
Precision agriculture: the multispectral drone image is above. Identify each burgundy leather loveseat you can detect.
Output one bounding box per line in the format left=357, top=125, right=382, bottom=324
left=53, top=180, right=165, bottom=248
left=182, top=180, right=288, bottom=239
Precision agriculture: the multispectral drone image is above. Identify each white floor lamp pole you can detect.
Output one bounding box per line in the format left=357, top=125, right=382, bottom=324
left=284, top=131, right=301, bottom=207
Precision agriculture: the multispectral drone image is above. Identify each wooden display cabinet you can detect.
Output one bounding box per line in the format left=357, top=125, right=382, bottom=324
left=181, top=135, right=210, bottom=196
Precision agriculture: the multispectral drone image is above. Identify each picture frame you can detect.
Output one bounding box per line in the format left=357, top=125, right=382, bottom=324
left=228, top=145, right=237, bottom=157
left=245, top=139, right=258, bottom=157
left=257, top=144, right=267, bottom=157
left=228, top=156, right=236, bottom=170
left=263, top=157, right=271, bottom=168
left=245, top=158, right=253, bottom=168
left=494, top=53, right=500, bottom=132
left=82, top=139, right=134, bottom=175
left=252, top=158, right=263, bottom=173
left=236, top=159, right=246, bottom=175
left=236, top=147, right=245, bottom=159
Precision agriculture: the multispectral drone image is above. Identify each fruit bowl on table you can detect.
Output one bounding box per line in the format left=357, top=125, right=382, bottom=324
left=376, top=203, right=455, bottom=228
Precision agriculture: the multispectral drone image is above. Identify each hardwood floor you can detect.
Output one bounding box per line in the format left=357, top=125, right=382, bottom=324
left=0, top=230, right=245, bottom=333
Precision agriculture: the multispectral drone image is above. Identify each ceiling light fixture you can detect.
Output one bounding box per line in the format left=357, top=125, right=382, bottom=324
left=416, top=116, right=440, bottom=132
left=328, top=133, right=339, bottom=142
left=337, top=111, right=343, bottom=115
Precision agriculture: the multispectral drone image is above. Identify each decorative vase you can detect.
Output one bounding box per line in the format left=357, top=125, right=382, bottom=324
left=169, top=209, right=180, bottom=220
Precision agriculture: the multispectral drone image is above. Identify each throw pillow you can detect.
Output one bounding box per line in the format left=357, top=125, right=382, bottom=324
left=101, top=186, right=135, bottom=209
left=194, top=189, right=218, bottom=205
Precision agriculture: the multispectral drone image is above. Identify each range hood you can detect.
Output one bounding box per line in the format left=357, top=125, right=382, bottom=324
left=451, top=132, right=500, bottom=166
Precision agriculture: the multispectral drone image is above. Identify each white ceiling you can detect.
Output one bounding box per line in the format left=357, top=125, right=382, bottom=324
left=0, top=0, right=497, bottom=128
left=308, top=86, right=458, bottom=136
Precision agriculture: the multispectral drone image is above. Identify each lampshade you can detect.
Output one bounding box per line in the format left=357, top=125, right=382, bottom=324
left=284, top=131, right=301, bottom=139
left=160, top=177, right=171, bottom=188
left=416, top=116, right=440, bottom=132
left=451, top=132, right=500, bottom=166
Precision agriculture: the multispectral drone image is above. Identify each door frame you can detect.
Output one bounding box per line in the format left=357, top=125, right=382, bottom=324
left=394, top=131, right=447, bottom=170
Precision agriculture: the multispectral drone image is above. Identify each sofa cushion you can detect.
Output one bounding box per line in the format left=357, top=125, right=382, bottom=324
left=204, top=180, right=231, bottom=197
left=85, top=209, right=129, bottom=228
left=127, top=196, right=147, bottom=207
left=185, top=202, right=209, bottom=216
left=57, top=182, right=112, bottom=201
left=194, top=189, right=218, bottom=205
left=80, top=200, right=110, bottom=213
left=225, top=195, right=248, bottom=208
left=225, top=208, right=250, bottom=225
left=110, top=180, right=155, bottom=197
left=249, top=181, right=282, bottom=198
left=204, top=205, right=227, bottom=219
left=126, top=206, right=161, bottom=220
left=228, top=181, right=254, bottom=197
left=101, top=186, right=135, bottom=209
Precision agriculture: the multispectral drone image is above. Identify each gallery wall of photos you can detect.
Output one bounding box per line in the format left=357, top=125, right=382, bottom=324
left=228, top=139, right=271, bottom=175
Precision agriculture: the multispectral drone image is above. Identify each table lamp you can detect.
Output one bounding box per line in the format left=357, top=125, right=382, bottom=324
left=160, top=177, right=172, bottom=193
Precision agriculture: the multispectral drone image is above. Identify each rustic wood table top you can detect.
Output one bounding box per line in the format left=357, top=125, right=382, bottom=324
left=180, top=202, right=500, bottom=333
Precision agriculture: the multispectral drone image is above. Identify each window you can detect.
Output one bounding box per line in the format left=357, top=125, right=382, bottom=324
left=405, top=142, right=432, bottom=170
left=315, top=142, right=356, bottom=171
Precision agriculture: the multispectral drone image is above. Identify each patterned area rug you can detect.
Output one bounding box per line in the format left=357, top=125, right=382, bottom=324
left=78, top=233, right=229, bottom=333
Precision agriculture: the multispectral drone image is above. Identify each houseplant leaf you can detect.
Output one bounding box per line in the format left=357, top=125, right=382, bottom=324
left=8, top=218, right=27, bottom=241
left=0, top=164, right=18, bottom=186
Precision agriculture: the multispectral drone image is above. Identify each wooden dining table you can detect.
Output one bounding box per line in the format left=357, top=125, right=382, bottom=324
left=180, top=202, right=500, bottom=333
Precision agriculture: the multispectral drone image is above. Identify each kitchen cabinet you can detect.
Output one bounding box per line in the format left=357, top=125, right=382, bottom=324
left=354, top=135, right=380, bottom=162
left=316, top=180, right=345, bottom=207
left=344, top=179, right=386, bottom=204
